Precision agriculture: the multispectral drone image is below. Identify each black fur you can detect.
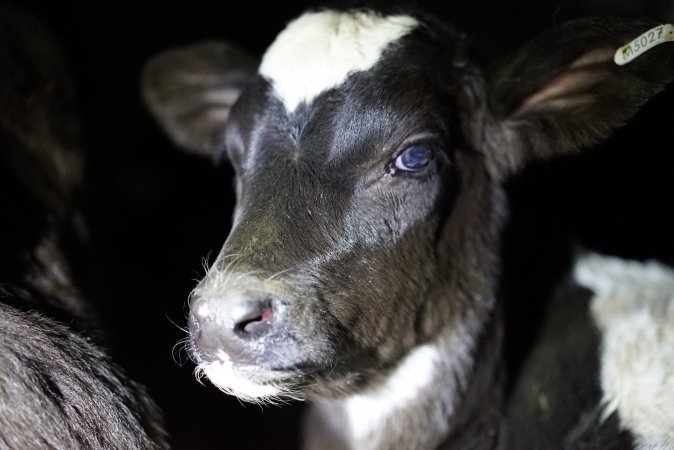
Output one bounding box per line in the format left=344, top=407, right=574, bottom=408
left=0, top=7, right=167, bottom=449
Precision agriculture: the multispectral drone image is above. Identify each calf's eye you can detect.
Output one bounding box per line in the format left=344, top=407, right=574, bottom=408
left=393, top=144, right=432, bottom=173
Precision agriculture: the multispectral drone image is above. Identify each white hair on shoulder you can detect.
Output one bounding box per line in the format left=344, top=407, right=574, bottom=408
left=259, top=10, right=418, bottom=113
left=575, top=253, right=674, bottom=449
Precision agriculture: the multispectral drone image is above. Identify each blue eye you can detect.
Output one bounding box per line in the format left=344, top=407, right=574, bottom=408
left=393, top=144, right=432, bottom=172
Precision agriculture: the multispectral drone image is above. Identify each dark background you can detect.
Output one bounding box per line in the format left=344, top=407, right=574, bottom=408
left=7, top=0, right=674, bottom=448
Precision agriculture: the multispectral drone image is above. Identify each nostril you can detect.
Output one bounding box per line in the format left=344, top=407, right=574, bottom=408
left=233, top=301, right=274, bottom=336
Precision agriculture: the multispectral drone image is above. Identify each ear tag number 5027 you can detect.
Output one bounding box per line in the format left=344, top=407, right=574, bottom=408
left=614, top=24, right=674, bottom=66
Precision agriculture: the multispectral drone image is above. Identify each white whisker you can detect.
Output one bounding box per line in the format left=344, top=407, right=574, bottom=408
left=165, top=312, right=189, bottom=334
left=266, top=267, right=296, bottom=282
left=171, top=337, right=192, bottom=366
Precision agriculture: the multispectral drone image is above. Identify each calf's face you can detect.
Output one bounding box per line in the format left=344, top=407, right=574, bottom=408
left=143, top=10, right=674, bottom=403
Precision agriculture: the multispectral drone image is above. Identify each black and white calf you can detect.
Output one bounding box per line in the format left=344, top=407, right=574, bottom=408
left=143, top=7, right=674, bottom=449
left=0, top=8, right=167, bottom=449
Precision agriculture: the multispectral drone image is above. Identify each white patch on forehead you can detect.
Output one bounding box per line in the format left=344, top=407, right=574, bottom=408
left=575, top=254, right=674, bottom=448
left=258, top=10, right=418, bottom=113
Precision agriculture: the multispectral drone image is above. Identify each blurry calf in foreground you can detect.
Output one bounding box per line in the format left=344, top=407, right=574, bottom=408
left=0, top=7, right=167, bottom=449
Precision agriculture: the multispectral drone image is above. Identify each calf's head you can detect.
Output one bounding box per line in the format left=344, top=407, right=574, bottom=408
left=143, top=10, right=673, bottom=404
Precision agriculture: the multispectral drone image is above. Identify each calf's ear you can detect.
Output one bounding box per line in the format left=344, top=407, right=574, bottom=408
left=489, top=18, right=674, bottom=176
left=142, top=41, right=258, bottom=156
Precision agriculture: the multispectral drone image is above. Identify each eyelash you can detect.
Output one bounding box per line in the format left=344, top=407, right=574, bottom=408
left=387, top=142, right=436, bottom=176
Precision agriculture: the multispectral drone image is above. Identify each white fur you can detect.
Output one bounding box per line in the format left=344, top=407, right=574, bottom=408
left=575, top=254, right=674, bottom=448
left=259, top=10, right=418, bottom=113
left=342, top=344, right=442, bottom=441
left=304, top=319, right=480, bottom=450
left=195, top=350, right=300, bottom=405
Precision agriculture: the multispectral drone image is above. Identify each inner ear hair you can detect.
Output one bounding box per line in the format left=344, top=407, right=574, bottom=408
left=142, top=41, right=258, bottom=157
left=516, top=46, right=615, bottom=114
left=489, top=17, right=674, bottom=176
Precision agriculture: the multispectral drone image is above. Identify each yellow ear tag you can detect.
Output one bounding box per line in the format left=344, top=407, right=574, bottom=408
left=614, top=24, right=674, bottom=66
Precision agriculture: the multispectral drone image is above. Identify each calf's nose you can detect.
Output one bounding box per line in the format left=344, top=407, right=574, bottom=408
left=228, top=296, right=275, bottom=337
left=188, top=274, right=287, bottom=363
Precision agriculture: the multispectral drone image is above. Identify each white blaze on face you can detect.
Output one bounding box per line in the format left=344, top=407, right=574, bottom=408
left=258, top=10, right=418, bottom=113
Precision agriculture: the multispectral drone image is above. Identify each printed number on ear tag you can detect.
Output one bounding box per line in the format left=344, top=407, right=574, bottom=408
left=614, top=24, right=674, bottom=66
